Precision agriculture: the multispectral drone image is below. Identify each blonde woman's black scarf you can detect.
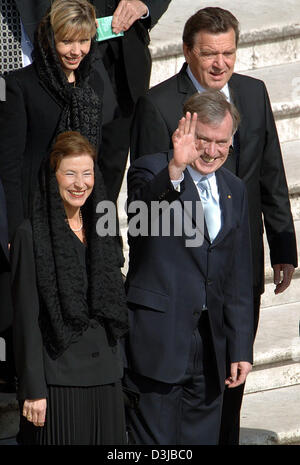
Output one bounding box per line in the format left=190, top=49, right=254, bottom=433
left=33, top=15, right=102, bottom=148
left=31, top=160, right=128, bottom=360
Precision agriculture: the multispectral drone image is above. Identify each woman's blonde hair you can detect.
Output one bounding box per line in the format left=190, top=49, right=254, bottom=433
left=50, top=0, right=97, bottom=41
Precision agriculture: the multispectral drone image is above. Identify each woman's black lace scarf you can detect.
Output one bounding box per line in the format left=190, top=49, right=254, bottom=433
left=33, top=15, right=102, bottom=149
left=31, top=160, right=128, bottom=360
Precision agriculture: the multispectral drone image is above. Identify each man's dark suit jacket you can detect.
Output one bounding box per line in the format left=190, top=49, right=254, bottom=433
left=130, top=64, right=298, bottom=296
left=92, top=0, right=172, bottom=201
left=125, top=152, right=254, bottom=392
left=93, top=0, right=171, bottom=102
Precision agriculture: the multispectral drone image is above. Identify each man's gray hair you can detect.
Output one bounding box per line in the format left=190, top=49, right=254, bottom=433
left=183, top=90, right=240, bottom=134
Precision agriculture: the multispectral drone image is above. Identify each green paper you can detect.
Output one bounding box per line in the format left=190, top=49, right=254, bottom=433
left=96, top=16, right=124, bottom=41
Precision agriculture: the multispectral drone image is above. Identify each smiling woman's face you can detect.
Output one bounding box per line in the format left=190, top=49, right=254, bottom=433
left=55, top=34, right=91, bottom=79
left=55, top=153, right=94, bottom=211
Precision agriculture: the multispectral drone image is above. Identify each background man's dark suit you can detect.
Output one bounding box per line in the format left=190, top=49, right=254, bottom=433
left=124, top=150, right=254, bottom=444
left=130, top=63, right=298, bottom=443
left=92, top=0, right=172, bottom=201
left=0, top=180, right=9, bottom=276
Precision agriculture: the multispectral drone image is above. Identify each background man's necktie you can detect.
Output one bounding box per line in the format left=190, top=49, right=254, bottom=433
left=0, top=0, right=23, bottom=75
left=197, top=177, right=221, bottom=242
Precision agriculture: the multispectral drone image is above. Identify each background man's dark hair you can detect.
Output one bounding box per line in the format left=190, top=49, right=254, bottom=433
left=183, top=7, right=240, bottom=49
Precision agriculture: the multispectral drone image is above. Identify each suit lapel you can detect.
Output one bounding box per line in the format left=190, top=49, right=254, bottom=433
left=227, top=74, right=246, bottom=177
left=177, top=63, right=198, bottom=97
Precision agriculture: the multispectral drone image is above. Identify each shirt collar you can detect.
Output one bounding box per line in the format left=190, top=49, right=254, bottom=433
left=187, top=166, right=219, bottom=199
left=186, top=65, right=230, bottom=101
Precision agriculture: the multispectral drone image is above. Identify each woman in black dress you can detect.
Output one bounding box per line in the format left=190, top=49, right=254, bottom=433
left=11, top=131, right=128, bottom=445
left=0, top=0, right=104, bottom=240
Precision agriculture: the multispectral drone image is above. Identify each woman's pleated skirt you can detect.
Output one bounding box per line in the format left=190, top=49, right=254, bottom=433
left=18, top=381, right=126, bottom=445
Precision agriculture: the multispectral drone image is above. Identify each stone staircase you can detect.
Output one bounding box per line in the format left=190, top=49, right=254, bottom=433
left=240, top=302, right=300, bottom=445
left=1, top=0, right=300, bottom=446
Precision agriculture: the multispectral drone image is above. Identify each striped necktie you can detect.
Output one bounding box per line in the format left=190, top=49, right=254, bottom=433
left=0, top=0, right=23, bottom=75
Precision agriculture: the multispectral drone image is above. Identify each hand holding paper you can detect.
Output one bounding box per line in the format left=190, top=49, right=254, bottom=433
left=111, top=0, right=148, bottom=34
left=96, top=16, right=124, bottom=41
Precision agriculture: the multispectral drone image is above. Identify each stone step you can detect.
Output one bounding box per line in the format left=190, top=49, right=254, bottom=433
left=281, top=140, right=300, bottom=221
left=149, top=0, right=300, bottom=87
left=240, top=384, right=300, bottom=444
left=262, top=219, right=300, bottom=308
left=262, top=270, right=300, bottom=309
left=245, top=301, right=300, bottom=394
left=239, top=62, right=300, bottom=143
left=283, top=140, right=300, bottom=195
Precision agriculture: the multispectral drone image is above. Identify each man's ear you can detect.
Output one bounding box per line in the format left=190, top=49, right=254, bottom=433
left=183, top=43, right=191, bottom=64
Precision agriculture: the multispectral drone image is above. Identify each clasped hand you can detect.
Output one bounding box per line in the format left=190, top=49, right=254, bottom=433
left=23, top=398, right=47, bottom=427
left=273, top=263, right=294, bottom=294
left=225, top=361, right=252, bottom=388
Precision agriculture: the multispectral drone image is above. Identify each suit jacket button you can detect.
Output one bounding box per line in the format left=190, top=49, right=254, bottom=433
left=207, top=280, right=213, bottom=285
left=92, top=352, right=99, bottom=358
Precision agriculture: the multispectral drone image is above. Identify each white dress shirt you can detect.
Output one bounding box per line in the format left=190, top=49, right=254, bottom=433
left=186, top=65, right=230, bottom=101
left=171, top=167, right=222, bottom=237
